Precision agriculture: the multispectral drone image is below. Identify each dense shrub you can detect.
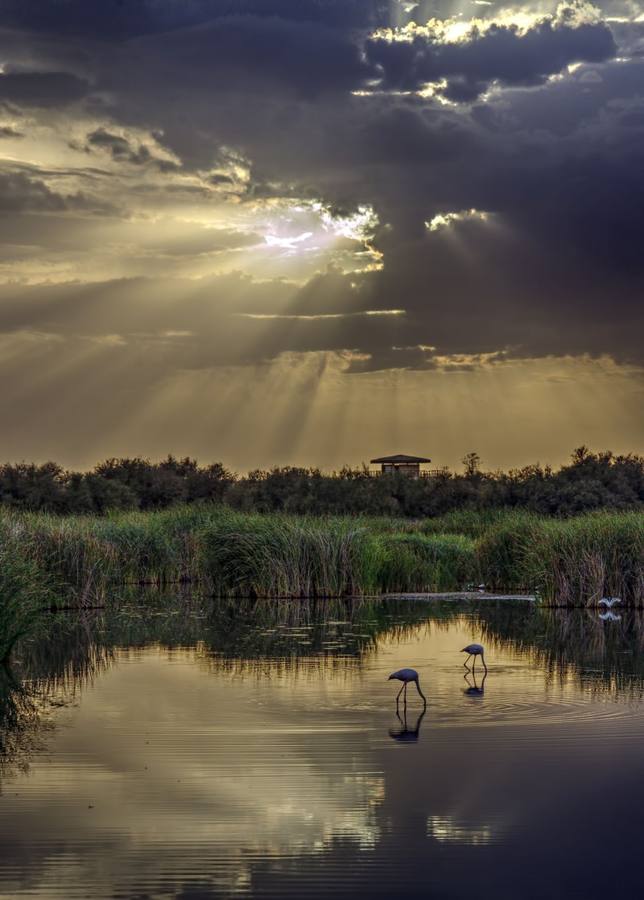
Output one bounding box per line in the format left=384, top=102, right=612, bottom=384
left=0, top=449, right=641, bottom=517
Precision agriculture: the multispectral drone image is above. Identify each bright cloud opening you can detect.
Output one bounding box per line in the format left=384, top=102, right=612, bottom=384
left=425, top=209, right=490, bottom=231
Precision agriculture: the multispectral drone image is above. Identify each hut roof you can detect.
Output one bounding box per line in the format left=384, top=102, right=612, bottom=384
left=370, top=454, right=432, bottom=464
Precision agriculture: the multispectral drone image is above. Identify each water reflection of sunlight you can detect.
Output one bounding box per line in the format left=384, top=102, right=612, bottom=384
left=427, top=816, right=495, bottom=845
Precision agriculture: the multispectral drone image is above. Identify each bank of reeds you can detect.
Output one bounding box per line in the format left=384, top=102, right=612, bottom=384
left=3, top=507, right=214, bottom=603
left=378, top=533, right=477, bottom=592
left=477, top=511, right=643, bottom=604
left=0, top=507, right=641, bottom=609
left=200, top=514, right=383, bottom=597
left=421, top=508, right=537, bottom=539
left=0, top=524, right=51, bottom=662
left=524, top=512, right=643, bottom=605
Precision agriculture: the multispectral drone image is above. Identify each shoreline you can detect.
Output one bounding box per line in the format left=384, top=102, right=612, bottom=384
left=382, top=592, right=537, bottom=601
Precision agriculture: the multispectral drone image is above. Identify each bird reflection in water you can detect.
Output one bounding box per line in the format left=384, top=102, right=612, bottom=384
left=463, top=670, right=487, bottom=698
left=599, top=611, right=621, bottom=622
left=389, top=707, right=426, bottom=743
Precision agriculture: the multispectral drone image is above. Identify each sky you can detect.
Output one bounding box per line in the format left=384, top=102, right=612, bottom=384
left=0, top=0, right=642, bottom=472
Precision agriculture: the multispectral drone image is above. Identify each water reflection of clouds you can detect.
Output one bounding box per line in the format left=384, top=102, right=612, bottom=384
left=0, top=652, right=385, bottom=897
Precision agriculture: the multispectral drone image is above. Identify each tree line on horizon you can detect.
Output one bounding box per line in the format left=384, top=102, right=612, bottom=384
left=0, top=447, right=641, bottom=517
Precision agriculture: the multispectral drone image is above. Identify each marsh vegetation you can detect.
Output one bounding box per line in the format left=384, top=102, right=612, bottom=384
left=0, top=507, right=640, bottom=641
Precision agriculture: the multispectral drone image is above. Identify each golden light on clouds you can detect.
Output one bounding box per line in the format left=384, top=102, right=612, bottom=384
left=426, top=209, right=491, bottom=231
left=0, top=0, right=641, bottom=469
left=374, top=3, right=602, bottom=44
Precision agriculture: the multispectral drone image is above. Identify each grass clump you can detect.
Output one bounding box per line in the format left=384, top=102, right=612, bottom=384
left=523, top=512, right=643, bottom=606
left=13, top=514, right=119, bottom=604
left=200, top=512, right=381, bottom=597
left=0, top=521, right=51, bottom=662
left=476, top=513, right=543, bottom=591
left=3, top=506, right=216, bottom=603
left=476, top=511, right=643, bottom=604
left=422, top=508, right=537, bottom=539
left=378, top=533, right=477, bottom=592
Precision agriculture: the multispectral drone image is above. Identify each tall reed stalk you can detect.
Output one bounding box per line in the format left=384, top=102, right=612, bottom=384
left=0, top=519, right=51, bottom=662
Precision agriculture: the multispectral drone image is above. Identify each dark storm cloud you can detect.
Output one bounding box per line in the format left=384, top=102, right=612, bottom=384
left=0, top=1, right=388, bottom=37
left=0, top=168, right=119, bottom=215
left=117, top=14, right=375, bottom=101
left=0, top=70, right=89, bottom=106
left=0, top=171, right=68, bottom=212
left=344, top=346, right=441, bottom=374
left=366, top=17, right=616, bottom=99
left=84, top=127, right=180, bottom=170
left=0, top=1, right=642, bottom=373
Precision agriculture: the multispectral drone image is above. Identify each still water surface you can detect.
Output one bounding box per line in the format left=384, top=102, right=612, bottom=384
left=2, top=598, right=644, bottom=899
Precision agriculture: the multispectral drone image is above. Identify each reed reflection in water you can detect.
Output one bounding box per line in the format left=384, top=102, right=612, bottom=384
left=2, top=596, right=644, bottom=898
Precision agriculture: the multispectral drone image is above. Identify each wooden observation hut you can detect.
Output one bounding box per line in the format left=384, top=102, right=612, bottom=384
left=370, top=454, right=432, bottom=478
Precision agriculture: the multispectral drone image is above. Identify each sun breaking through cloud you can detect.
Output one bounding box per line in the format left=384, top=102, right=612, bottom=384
left=0, top=0, right=641, bottom=469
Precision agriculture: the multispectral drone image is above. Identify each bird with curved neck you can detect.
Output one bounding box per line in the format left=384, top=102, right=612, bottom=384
left=461, top=643, right=488, bottom=673
left=388, top=667, right=427, bottom=708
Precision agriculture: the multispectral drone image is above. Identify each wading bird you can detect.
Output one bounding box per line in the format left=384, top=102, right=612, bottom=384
left=461, top=643, right=488, bottom=673
left=388, top=668, right=427, bottom=707
left=599, top=597, right=621, bottom=609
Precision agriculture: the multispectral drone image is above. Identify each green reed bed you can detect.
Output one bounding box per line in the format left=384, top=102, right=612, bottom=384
left=477, top=510, right=643, bottom=604
left=523, top=512, right=643, bottom=605
left=200, top=513, right=480, bottom=597
left=0, top=522, right=51, bottom=662
left=475, top=512, right=543, bottom=591
left=378, top=533, right=477, bottom=593
left=2, top=507, right=217, bottom=603
left=200, top=512, right=383, bottom=598
left=0, top=507, right=642, bottom=611
left=421, top=508, right=539, bottom=539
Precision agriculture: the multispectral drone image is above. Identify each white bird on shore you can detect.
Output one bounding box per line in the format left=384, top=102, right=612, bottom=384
left=461, top=643, right=488, bottom=673
left=599, top=597, right=621, bottom=609
left=388, top=668, right=427, bottom=707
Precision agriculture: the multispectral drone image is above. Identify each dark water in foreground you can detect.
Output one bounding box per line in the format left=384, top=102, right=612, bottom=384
left=2, top=598, right=644, bottom=899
